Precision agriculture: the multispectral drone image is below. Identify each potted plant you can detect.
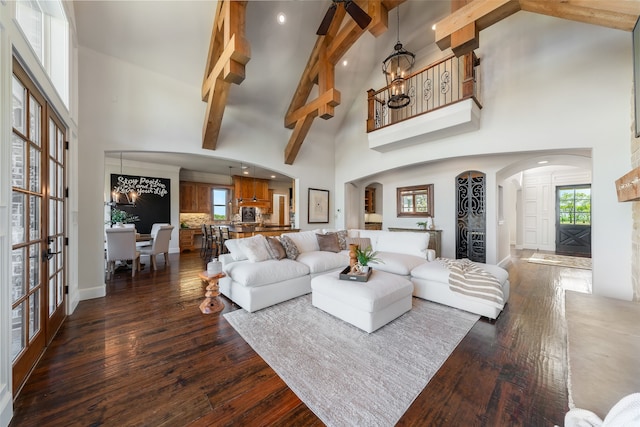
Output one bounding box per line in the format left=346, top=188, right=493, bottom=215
left=108, top=208, right=139, bottom=227
left=355, top=245, right=383, bottom=273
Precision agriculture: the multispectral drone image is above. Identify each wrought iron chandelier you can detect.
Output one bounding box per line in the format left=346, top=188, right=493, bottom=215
left=382, top=6, right=415, bottom=109
left=107, top=152, right=137, bottom=207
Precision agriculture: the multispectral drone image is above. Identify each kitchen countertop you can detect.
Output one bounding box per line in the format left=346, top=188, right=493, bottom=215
left=226, top=225, right=298, bottom=233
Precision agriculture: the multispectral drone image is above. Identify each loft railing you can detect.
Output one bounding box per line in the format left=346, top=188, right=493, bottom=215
left=367, top=52, right=481, bottom=132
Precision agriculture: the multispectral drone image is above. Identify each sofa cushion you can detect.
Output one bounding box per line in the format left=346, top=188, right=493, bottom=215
left=280, top=235, right=300, bottom=260
left=354, top=230, right=383, bottom=250
left=224, top=259, right=310, bottom=287
left=224, top=239, right=248, bottom=261
left=316, top=233, right=340, bottom=253
left=372, top=251, right=428, bottom=276
left=312, top=270, right=413, bottom=312
left=377, top=231, right=429, bottom=258
left=239, top=235, right=271, bottom=262
left=411, top=260, right=508, bottom=285
left=296, top=251, right=349, bottom=274
left=265, top=236, right=286, bottom=260
left=283, top=230, right=320, bottom=253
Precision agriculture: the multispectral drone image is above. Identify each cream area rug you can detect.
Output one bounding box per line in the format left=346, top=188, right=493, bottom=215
left=528, top=253, right=592, bottom=270
left=224, top=295, right=479, bottom=427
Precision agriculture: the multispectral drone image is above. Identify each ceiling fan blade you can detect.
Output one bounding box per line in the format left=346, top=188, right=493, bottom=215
left=344, top=1, right=372, bottom=30
left=316, top=3, right=337, bottom=36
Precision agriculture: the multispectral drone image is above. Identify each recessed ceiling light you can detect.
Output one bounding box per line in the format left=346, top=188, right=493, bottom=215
left=277, top=12, right=286, bottom=25
left=432, top=24, right=436, bottom=31
left=243, top=170, right=249, bottom=175
left=342, top=60, right=348, bottom=67
left=537, top=160, right=549, bottom=164
left=271, top=175, right=276, bottom=179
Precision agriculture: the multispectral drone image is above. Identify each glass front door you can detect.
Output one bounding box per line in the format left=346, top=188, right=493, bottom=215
left=11, top=58, right=67, bottom=393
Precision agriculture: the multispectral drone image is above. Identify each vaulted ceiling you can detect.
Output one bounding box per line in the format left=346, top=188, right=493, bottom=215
left=75, top=1, right=450, bottom=175
left=76, top=1, right=640, bottom=175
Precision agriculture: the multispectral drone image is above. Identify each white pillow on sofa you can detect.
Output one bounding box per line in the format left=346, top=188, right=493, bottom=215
left=225, top=239, right=248, bottom=261
left=377, top=231, right=429, bottom=258
left=282, top=230, right=320, bottom=253
left=239, top=235, right=272, bottom=263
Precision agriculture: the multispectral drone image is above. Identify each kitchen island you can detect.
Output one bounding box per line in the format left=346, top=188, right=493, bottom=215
left=226, top=225, right=299, bottom=239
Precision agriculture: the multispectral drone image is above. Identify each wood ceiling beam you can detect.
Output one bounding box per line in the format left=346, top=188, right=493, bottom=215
left=435, top=0, right=520, bottom=54
left=436, top=0, right=640, bottom=57
left=202, top=78, right=231, bottom=151
left=284, top=1, right=406, bottom=164
left=201, top=0, right=250, bottom=150
left=520, top=0, right=640, bottom=32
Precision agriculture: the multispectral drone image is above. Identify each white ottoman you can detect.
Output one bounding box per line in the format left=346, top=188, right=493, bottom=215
left=311, top=269, right=414, bottom=333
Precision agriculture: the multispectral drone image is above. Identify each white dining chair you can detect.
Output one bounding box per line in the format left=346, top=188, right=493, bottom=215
left=105, top=227, right=141, bottom=278
left=139, top=225, right=174, bottom=270
left=150, top=223, right=169, bottom=238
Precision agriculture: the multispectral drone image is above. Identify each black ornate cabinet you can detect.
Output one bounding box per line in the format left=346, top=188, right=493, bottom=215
left=456, top=171, right=486, bottom=263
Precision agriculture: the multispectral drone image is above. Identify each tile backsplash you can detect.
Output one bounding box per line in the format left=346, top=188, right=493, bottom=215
left=180, top=213, right=211, bottom=228
left=180, top=211, right=273, bottom=228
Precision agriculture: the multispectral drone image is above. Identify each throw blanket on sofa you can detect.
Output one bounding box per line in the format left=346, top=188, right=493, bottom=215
left=439, top=258, right=505, bottom=310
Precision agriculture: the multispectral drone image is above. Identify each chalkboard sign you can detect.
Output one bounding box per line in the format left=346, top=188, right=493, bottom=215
left=110, top=174, right=171, bottom=234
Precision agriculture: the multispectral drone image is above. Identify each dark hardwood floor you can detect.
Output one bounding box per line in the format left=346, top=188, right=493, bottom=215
left=10, top=249, right=590, bottom=426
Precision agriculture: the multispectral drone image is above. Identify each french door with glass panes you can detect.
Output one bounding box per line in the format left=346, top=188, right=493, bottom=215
left=11, top=59, right=67, bottom=393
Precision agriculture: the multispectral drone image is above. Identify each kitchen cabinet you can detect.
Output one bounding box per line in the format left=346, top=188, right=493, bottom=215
left=179, top=228, right=202, bottom=252
left=233, top=175, right=270, bottom=208
left=196, top=185, right=212, bottom=214
left=180, top=181, right=213, bottom=213
left=180, top=182, right=197, bottom=212
left=266, top=189, right=274, bottom=214
left=365, top=187, right=375, bottom=213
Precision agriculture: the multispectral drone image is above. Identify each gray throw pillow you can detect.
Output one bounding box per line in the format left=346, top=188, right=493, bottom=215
left=336, top=230, right=348, bottom=250
left=316, top=233, right=340, bottom=253
left=266, top=236, right=287, bottom=260
left=280, top=235, right=300, bottom=260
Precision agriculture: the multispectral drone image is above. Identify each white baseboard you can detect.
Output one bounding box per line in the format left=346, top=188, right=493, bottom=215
left=79, top=284, right=106, bottom=301
left=67, top=288, right=80, bottom=315
left=0, top=387, right=12, bottom=427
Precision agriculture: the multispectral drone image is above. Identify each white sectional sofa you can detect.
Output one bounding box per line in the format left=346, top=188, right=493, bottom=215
left=218, top=228, right=510, bottom=319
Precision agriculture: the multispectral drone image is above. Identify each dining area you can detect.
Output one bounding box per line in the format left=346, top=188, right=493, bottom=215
left=105, top=223, right=174, bottom=278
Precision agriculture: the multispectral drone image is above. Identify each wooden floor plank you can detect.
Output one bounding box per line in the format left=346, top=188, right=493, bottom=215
left=10, top=249, right=590, bottom=426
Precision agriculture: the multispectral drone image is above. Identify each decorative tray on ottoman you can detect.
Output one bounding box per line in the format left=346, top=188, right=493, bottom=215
left=339, top=266, right=372, bottom=282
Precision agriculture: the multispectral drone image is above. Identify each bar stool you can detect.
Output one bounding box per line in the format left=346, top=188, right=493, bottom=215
left=209, top=224, right=220, bottom=259
left=219, top=226, right=230, bottom=254
left=201, top=224, right=214, bottom=260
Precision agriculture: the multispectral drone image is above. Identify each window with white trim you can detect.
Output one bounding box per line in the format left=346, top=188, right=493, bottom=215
left=15, top=0, right=69, bottom=106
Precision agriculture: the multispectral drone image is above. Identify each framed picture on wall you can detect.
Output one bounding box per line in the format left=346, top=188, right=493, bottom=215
left=308, top=188, right=329, bottom=223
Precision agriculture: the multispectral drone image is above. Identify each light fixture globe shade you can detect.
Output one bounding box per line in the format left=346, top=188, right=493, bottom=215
left=382, top=42, right=415, bottom=109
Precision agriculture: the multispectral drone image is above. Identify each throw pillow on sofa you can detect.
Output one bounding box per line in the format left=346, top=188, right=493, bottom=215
left=280, top=235, right=300, bottom=260
left=225, top=239, right=249, bottom=261
left=265, top=236, right=287, bottom=260
left=316, top=232, right=341, bottom=253
left=239, top=235, right=272, bottom=263
left=336, top=229, right=348, bottom=250
left=346, top=237, right=372, bottom=251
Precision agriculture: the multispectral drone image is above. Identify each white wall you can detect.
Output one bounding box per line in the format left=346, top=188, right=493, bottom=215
left=334, top=13, right=633, bottom=300
left=78, top=46, right=336, bottom=299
